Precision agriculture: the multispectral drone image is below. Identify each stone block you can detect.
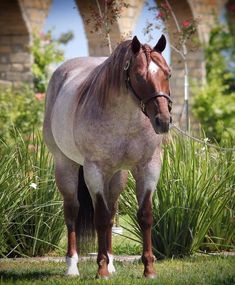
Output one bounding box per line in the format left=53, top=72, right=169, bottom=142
left=0, top=79, right=12, bottom=87
left=0, top=71, right=7, bottom=80
left=12, top=44, right=24, bottom=52
left=0, top=37, right=11, bottom=45
left=21, top=72, right=33, bottom=82
left=0, top=64, right=10, bottom=72
left=10, top=52, right=30, bottom=63
left=0, top=54, right=9, bottom=64
left=0, top=46, right=11, bottom=53
left=11, top=36, right=29, bottom=44
left=6, top=71, right=22, bottom=81
left=11, top=63, right=24, bottom=72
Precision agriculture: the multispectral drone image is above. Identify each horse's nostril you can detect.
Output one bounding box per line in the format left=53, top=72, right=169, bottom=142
left=155, top=117, right=161, bottom=127
left=154, top=116, right=170, bottom=134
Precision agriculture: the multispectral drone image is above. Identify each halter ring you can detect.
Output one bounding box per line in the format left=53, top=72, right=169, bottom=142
left=124, top=60, right=130, bottom=71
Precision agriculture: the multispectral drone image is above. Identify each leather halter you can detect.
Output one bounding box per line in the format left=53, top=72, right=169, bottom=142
left=124, top=59, right=173, bottom=117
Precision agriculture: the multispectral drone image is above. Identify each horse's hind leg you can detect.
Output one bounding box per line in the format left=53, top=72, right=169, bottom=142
left=106, top=170, right=128, bottom=274
left=54, top=153, right=80, bottom=276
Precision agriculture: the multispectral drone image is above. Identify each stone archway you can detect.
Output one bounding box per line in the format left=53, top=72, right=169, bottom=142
left=0, top=0, right=31, bottom=86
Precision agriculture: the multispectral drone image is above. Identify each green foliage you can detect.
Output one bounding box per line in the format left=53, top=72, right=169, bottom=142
left=120, top=133, right=235, bottom=259
left=0, top=130, right=64, bottom=257
left=192, top=24, right=235, bottom=141
left=31, top=31, right=64, bottom=93
left=0, top=87, right=44, bottom=141
left=192, top=80, right=235, bottom=142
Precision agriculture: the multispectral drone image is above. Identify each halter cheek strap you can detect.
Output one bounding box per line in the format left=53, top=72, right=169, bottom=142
left=124, top=59, right=173, bottom=117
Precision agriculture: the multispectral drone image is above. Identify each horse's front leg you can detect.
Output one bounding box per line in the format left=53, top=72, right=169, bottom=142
left=83, top=161, right=112, bottom=279
left=133, top=156, right=162, bottom=279
left=106, top=170, right=128, bottom=274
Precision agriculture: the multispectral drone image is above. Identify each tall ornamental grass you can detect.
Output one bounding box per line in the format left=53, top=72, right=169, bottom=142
left=0, top=131, right=64, bottom=257
left=120, top=133, right=235, bottom=259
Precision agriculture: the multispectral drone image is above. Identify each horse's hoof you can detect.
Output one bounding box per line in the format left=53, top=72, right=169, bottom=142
left=96, top=273, right=110, bottom=280
left=144, top=273, right=157, bottom=279
left=65, top=270, right=80, bottom=277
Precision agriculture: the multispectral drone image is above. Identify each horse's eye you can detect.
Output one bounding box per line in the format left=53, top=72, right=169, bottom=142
left=136, top=74, right=144, bottom=82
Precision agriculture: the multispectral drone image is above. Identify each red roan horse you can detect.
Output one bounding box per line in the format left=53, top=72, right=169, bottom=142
left=43, top=35, right=172, bottom=279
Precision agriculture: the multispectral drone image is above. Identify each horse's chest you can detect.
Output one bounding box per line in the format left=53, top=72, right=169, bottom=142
left=77, top=124, right=159, bottom=168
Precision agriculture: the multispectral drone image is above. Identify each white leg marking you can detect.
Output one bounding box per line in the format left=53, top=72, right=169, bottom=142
left=108, top=253, right=116, bottom=274
left=65, top=253, right=80, bottom=276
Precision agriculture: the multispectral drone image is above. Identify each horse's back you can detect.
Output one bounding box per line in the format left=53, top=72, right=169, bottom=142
left=43, top=57, right=106, bottom=154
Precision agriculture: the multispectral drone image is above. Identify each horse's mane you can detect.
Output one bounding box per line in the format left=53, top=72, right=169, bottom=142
left=76, top=40, right=170, bottom=117
left=76, top=40, right=132, bottom=116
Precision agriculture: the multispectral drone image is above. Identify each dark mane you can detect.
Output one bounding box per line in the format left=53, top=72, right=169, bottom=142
left=76, top=40, right=132, bottom=116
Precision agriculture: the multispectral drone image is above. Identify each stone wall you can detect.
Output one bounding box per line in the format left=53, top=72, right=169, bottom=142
left=0, top=0, right=31, bottom=87
left=0, top=0, right=51, bottom=87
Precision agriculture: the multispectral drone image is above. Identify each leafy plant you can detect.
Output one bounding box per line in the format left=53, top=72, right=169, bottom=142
left=0, top=86, right=44, bottom=141
left=31, top=30, right=65, bottom=93
left=120, top=133, right=235, bottom=259
left=0, top=130, right=64, bottom=257
left=193, top=24, right=235, bottom=142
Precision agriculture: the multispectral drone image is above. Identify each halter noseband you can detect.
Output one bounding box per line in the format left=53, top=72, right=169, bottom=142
left=124, top=59, right=173, bottom=117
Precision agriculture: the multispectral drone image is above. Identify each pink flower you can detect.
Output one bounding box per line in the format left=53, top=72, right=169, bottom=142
left=35, top=93, right=45, bottom=101
left=39, top=31, right=45, bottom=39
left=156, top=12, right=164, bottom=19
left=161, top=2, right=170, bottom=10
left=231, top=4, right=235, bottom=13
left=182, top=20, right=191, bottom=28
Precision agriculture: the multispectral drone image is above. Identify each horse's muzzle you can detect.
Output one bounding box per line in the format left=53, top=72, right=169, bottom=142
left=154, top=116, right=171, bottom=134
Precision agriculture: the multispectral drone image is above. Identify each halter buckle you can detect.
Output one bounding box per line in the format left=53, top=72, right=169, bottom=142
left=140, top=101, right=145, bottom=113
left=124, top=60, right=130, bottom=71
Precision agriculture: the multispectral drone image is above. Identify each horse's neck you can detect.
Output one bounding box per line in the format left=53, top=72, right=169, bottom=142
left=108, top=89, right=144, bottom=124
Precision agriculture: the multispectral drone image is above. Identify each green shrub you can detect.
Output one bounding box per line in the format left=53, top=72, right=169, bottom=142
left=0, top=130, right=64, bottom=257
left=120, top=133, right=235, bottom=259
left=192, top=24, right=235, bottom=142
left=31, top=31, right=64, bottom=93
left=0, top=86, right=44, bottom=142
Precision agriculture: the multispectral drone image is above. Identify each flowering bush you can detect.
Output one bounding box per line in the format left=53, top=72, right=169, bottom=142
left=83, top=0, right=129, bottom=52
left=144, top=1, right=199, bottom=50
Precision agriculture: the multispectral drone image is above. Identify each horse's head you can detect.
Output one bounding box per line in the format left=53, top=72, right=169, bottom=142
left=125, top=35, right=172, bottom=134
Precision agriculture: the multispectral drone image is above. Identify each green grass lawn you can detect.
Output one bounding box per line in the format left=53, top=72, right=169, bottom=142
left=0, top=255, right=234, bottom=285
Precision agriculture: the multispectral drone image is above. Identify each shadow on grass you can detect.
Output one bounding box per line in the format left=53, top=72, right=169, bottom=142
left=0, top=269, right=63, bottom=282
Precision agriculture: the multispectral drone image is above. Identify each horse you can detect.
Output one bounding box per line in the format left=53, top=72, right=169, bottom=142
left=43, top=34, right=172, bottom=279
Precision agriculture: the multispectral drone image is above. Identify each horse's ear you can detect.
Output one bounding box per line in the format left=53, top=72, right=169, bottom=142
left=154, top=34, right=166, bottom=53
left=131, top=36, right=141, bottom=54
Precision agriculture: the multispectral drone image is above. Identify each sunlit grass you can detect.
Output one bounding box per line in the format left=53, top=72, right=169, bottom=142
left=0, top=255, right=234, bottom=285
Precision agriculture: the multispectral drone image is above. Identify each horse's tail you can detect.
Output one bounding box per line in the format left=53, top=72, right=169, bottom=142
left=77, top=166, right=96, bottom=253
